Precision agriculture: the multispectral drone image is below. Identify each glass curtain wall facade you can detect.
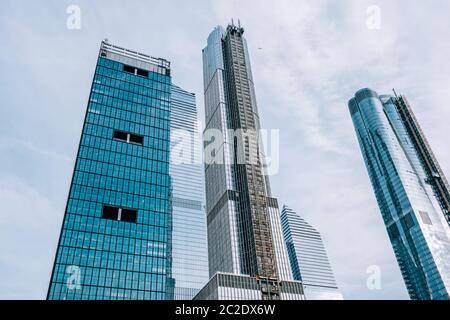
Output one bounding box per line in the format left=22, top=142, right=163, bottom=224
left=201, top=22, right=298, bottom=300
left=170, top=85, right=209, bottom=299
left=349, top=88, right=450, bottom=300
left=281, top=206, right=343, bottom=300
left=194, top=272, right=305, bottom=300
left=47, top=41, right=173, bottom=300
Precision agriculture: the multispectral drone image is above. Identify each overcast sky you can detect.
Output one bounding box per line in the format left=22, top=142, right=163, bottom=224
left=1, top=0, right=450, bottom=300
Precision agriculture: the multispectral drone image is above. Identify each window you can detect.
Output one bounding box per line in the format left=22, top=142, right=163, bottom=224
left=102, top=205, right=138, bottom=223
left=113, top=130, right=128, bottom=141
left=419, top=211, right=433, bottom=225
left=136, top=68, right=149, bottom=77
left=388, top=223, right=400, bottom=238
left=123, top=65, right=135, bottom=74
left=403, top=213, right=415, bottom=230
left=129, top=134, right=144, bottom=145
left=113, top=130, right=144, bottom=145
left=120, top=208, right=138, bottom=223
left=122, top=65, right=149, bottom=78
left=102, top=205, right=119, bottom=220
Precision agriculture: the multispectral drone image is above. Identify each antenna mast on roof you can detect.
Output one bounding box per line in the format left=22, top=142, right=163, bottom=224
left=393, top=88, right=399, bottom=98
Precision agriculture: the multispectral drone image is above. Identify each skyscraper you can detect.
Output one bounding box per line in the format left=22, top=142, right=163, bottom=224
left=349, top=88, right=450, bottom=300
left=281, top=206, right=343, bottom=300
left=47, top=41, right=173, bottom=300
left=196, top=23, right=304, bottom=300
left=170, top=85, right=209, bottom=299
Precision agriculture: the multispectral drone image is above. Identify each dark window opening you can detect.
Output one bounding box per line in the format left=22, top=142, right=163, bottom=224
left=121, top=208, right=138, bottom=223
left=122, top=65, right=149, bottom=78
left=113, top=130, right=144, bottom=145
left=123, top=65, right=135, bottom=74
left=113, top=130, right=128, bottom=142
left=102, top=205, right=138, bottom=223
left=136, top=68, right=149, bottom=77
left=388, top=223, right=400, bottom=239
left=129, top=134, right=144, bottom=145
left=102, top=205, right=119, bottom=220
left=403, top=213, right=415, bottom=229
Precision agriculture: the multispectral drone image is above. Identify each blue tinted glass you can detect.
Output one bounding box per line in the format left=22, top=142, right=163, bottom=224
left=48, top=55, right=172, bottom=300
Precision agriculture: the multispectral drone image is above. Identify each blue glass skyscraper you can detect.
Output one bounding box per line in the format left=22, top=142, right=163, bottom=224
left=170, top=85, right=209, bottom=299
left=281, top=206, right=343, bottom=300
left=47, top=41, right=173, bottom=300
left=349, top=88, right=450, bottom=300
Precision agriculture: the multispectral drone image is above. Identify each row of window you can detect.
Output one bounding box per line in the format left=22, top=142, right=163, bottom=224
left=90, top=92, right=170, bottom=116
left=80, top=140, right=169, bottom=165
left=63, top=212, right=170, bottom=240
left=54, top=254, right=168, bottom=277
left=61, top=230, right=169, bottom=256
left=63, top=211, right=169, bottom=235
left=79, top=141, right=169, bottom=164
left=69, top=183, right=170, bottom=209
left=84, top=120, right=170, bottom=147
left=76, top=158, right=169, bottom=184
left=98, top=57, right=170, bottom=85
left=89, top=90, right=171, bottom=118
left=49, top=283, right=167, bottom=300
left=86, top=106, right=170, bottom=135
left=92, top=82, right=170, bottom=103
left=53, top=263, right=168, bottom=279
left=72, top=171, right=170, bottom=195
left=88, top=103, right=170, bottom=127
left=95, top=67, right=171, bottom=94
left=87, top=110, right=166, bottom=131
left=95, top=69, right=170, bottom=93
left=85, top=114, right=170, bottom=144
left=86, top=113, right=169, bottom=138
left=70, top=185, right=170, bottom=213
left=71, top=175, right=170, bottom=202
left=89, top=98, right=169, bottom=121
left=91, top=90, right=169, bottom=113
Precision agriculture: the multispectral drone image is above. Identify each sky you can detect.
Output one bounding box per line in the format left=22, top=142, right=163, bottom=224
left=0, top=0, right=449, bottom=300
